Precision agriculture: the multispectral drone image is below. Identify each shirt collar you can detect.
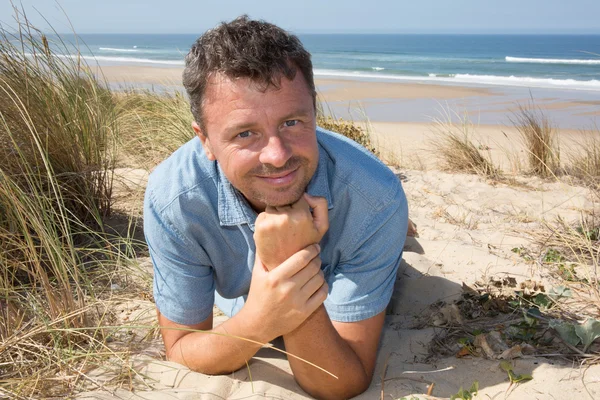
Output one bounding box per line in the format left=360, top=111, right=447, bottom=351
left=217, top=145, right=333, bottom=231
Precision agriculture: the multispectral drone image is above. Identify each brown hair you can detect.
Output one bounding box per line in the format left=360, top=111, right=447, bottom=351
left=183, top=15, right=316, bottom=131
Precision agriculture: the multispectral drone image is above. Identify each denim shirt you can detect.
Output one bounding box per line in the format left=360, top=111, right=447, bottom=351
left=144, top=127, right=408, bottom=325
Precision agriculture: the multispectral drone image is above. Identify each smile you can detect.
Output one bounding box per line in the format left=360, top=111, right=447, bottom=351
left=256, top=168, right=298, bottom=186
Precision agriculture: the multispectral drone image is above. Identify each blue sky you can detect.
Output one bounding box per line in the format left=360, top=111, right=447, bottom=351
left=1, top=0, right=599, bottom=34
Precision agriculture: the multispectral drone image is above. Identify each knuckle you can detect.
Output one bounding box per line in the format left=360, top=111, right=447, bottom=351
left=309, top=259, right=321, bottom=275
left=318, top=269, right=325, bottom=281
left=314, top=257, right=322, bottom=269
left=265, top=274, right=279, bottom=289
left=280, top=285, right=292, bottom=298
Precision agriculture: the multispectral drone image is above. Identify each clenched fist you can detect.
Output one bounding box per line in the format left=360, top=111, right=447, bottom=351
left=254, top=193, right=329, bottom=271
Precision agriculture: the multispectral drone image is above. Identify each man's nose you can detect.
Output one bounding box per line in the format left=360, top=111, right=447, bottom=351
left=259, top=134, right=292, bottom=168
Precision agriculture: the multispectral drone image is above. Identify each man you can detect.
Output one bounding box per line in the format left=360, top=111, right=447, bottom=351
left=144, top=15, right=408, bottom=400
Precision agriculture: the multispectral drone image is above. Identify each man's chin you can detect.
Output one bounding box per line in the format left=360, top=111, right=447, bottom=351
left=264, top=191, right=305, bottom=208
left=249, top=186, right=306, bottom=209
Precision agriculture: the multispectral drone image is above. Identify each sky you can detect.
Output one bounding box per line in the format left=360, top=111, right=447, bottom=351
left=1, top=0, right=599, bottom=34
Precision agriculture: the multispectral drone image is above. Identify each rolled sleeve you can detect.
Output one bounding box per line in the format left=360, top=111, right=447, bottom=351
left=144, top=187, right=215, bottom=325
left=324, top=184, right=408, bottom=322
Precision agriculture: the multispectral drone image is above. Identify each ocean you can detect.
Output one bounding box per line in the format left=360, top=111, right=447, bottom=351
left=21, top=33, right=598, bottom=128
left=50, top=33, right=600, bottom=92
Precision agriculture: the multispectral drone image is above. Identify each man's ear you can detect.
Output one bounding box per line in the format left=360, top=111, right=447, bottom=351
left=192, top=121, right=216, bottom=161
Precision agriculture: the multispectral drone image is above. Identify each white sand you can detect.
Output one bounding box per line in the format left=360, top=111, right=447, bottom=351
left=368, top=121, right=591, bottom=172
left=79, top=165, right=600, bottom=399
left=76, top=69, right=600, bottom=399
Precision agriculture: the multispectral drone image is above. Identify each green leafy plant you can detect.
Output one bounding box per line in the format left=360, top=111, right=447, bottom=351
left=500, top=361, right=533, bottom=385
left=450, top=381, right=479, bottom=400
left=549, top=319, right=600, bottom=351
left=542, top=249, right=579, bottom=281
left=511, top=246, right=533, bottom=261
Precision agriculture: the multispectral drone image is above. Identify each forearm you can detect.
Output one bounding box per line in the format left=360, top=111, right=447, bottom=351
left=283, top=306, right=371, bottom=400
left=167, top=309, right=267, bottom=375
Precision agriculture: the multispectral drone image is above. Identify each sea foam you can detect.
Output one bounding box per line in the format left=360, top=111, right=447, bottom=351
left=95, top=56, right=184, bottom=65
left=506, top=56, right=600, bottom=65
left=38, top=53, right=185, bottom=66
left=99, top=47, right=139, bottom=52
left=313, top=69, right=600, bottom=91
left=453, top=74, right=600, bottom=90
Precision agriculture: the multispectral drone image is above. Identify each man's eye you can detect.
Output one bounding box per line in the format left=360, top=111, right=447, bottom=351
left=284, top=120, right=298, bottom=127
left=237, top=131, right=252, bottom=138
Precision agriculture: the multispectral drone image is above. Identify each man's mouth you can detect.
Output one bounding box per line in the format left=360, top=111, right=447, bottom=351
left=256, top=168, right=298, bottom=186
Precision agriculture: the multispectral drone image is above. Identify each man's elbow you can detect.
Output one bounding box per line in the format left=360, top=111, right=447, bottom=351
left=165, top=338, right=245, bottom=376
left=300, top=373, right=371, bottom=400
left=166, top=349, right=244, bottom=375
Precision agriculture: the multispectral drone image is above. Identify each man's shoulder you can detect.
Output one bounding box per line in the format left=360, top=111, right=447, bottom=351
left=317, top=127, right=402, bottom=211
left=146, top=137, right=216, bottom=212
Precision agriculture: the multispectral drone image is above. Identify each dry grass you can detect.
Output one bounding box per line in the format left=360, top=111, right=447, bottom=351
left=317, top=114, right=379, bottom=156
left=511, top=103, right=560, bottom=178
left=2, top=8, right=600, bottom=399
left=0, top=11, right=149, bottom=398
left=114, top=93, right=380, bottom=169
left=115, top=89, right=194, bottom=168
left=534, top=214, right=600, bottom=315
left=568, top=126, right=600, bottom=187
left=0, top=14, right=382, bottom=396
left=511, top=199, right=600, bottom=364
left=430, top=112, right=499, bottom=179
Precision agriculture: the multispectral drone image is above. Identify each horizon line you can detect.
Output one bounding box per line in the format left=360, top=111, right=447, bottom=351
left=51, top=31, right=600, bottom=35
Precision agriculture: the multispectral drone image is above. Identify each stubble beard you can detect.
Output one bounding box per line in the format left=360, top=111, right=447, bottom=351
left=244, top=156, right=315, bottom=208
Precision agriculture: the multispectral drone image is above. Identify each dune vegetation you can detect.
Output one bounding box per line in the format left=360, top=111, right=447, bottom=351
left=1, top=13, right=599, bottom=399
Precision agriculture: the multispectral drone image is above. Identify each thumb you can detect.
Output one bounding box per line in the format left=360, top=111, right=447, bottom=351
left=303, top=193, right=329, bottom=235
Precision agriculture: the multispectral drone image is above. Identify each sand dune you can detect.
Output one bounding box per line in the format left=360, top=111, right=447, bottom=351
left=79, top=165, right=600, bottom=399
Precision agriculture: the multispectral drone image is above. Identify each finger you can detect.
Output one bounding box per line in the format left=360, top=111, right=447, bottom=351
left=305, top=281, right=328, bottom=312
left=303, top=193, right=329, bottom=235
left=300, top=269, right=325, bottom=300
left=273, top=204, right=292, bottom=213
left=265, top=205, right=281, bottom=214
left=290, top=195, right=309, bottom=211
left=291, top=254, right=322, bottom=284
left=270, top=243, right=320, bottom=279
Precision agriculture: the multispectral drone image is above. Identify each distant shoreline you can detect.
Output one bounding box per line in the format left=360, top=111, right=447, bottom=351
left=96, top=65, right=600, bottom=130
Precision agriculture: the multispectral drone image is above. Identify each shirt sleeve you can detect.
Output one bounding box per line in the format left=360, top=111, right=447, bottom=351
left=144, top=186, right=215, bottom=325
left=324, top=183, right=408, bottom=323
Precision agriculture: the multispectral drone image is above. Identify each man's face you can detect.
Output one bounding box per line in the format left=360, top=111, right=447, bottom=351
left=193, top=72, right=318, bottom=212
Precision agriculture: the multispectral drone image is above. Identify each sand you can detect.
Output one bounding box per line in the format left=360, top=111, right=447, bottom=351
left=79, top=66, right=600, bottom=399
left=368, top=121, right=591, bottom=172
left=81, top=168, right=600, bottom=400
left=96, top=65, right=184, bottom=85
left=97, top=65, right=599, bottom=129
left=97, top=66, right=488, bottom=99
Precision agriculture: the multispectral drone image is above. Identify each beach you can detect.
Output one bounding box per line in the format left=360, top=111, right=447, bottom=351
left=73, top=64, right=600, bottom=399
left=99, top=64, right=598, bottom=171
left=3, top=11, right=600, bottom=399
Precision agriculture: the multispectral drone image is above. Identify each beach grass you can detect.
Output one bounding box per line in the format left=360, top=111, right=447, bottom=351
left=430, top=110, right=499, bottom=178
left=0, top=13, right=144, bottom=398
left=511, top=103, right=561, bottom=178
left=115, top=89, right=194, bottom=168
left=568, top=126, right=600, bottom=187
left=316, top=115, right=379, bottom=157
left=2, top=10, right=600, bottom=399
left=0, top=15, right=382, bottom=396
